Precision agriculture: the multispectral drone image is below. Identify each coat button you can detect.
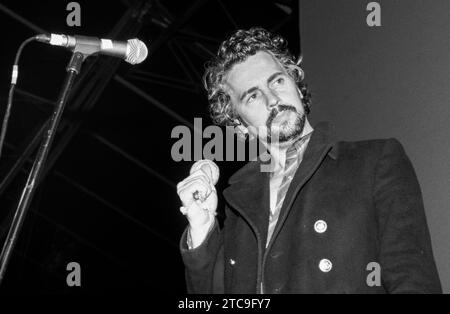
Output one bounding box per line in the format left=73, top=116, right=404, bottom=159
left=314, top=220, right=327, bottom=233
left=319, top=259, right=332, bottom=272
left=229, top=258, right=236, bottom=266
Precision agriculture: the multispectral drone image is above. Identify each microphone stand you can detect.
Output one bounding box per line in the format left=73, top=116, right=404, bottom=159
left=0, top=50, right=87, bottom=285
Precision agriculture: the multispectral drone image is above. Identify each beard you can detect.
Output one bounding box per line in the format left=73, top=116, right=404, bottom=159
left=266, top=104, right=305, bottom=143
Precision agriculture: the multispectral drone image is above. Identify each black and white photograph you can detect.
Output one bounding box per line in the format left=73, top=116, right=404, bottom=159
left=0, top=0, right=449, bottom=303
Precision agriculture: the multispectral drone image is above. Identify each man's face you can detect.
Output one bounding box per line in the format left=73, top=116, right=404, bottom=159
left=225, top=51, right=305, bottom=144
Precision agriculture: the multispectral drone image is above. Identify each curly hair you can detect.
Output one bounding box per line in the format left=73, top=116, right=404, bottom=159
left=203, top=27, right=312, bottom=127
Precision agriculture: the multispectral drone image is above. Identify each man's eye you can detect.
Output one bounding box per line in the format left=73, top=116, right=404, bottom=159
left=275, top=77, right=285, bottom=85
left=247, top=93, right=257, bottom=102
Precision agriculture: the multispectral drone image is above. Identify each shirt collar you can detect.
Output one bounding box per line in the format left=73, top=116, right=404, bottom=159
left=271, top=117, right=314, bottom=173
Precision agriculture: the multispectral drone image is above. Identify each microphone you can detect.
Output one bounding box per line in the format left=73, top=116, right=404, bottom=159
left=35, top=33, right=148, bottom=65
left=190, top=159, right=219, bottom=201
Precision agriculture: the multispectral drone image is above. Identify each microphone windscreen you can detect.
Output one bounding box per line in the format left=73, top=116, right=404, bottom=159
left=126, top=39, right=148, bottom=64
left=190, top=159, right=219, bottom=185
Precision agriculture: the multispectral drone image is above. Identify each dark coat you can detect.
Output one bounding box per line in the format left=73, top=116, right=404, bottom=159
left=180, top=121, right=442, bottom=294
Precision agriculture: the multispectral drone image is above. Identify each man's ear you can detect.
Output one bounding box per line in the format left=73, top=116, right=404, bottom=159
left=234, top=119, right=248, bottom=134
left=234, top=118, right=258, bottom=140
left=236, top=124, right=248, bottom=136
left=297, top=87, right=304, bottom=99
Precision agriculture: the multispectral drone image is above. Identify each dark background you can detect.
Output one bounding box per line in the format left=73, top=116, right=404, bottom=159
left=301, top=0, right=450, bottom=293
left=0, top=0, right=300, bottom=295
left=0, top=0, right=448, bottom=295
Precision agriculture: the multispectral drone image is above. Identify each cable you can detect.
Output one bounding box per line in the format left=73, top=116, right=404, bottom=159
left=0, top=36, right=39, bottom=162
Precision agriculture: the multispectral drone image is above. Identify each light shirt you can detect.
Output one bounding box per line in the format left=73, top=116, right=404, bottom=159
left=187, top=119, right=314, bottom=251
left=266, top=124, right=314, bottom=247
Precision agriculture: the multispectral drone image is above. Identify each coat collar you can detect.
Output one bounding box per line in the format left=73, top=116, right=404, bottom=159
left=223, top=121, right=339, bottom=242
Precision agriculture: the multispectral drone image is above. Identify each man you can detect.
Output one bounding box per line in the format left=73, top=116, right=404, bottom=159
left=176, top=27, right=442, bottom=293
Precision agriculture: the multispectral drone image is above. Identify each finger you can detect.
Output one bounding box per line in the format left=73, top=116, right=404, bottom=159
left=177, top=172, right=212, bottom=196
left=178, top=182, right=210, bottom=206
left=203, top=185, right=217, bottom=202
left=182, top=171, right=212, bottom=192
left=178, top=180, right=209, bottom=198
left=189, top=168, right=213, bottom=185
left=203, top=190, right=217, bottom=213
left=178, top=176, right=212, bottom=199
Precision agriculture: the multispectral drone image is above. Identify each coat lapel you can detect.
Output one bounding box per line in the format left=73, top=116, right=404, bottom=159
left=223, top=160, right=271, bottom=243
left=223, top=121, right=339, bottom=247
left=267, top=121, right=339, bottom=248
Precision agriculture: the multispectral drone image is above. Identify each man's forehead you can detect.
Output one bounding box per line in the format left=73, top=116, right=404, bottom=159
left=224, top=51, right=285, bottom=96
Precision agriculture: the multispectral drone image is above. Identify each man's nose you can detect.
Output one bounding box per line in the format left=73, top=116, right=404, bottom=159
left=266, top=90, right=281, bottom=110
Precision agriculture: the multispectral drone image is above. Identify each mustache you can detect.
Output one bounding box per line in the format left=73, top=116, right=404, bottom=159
left=266, top=105, right=297, bottom=129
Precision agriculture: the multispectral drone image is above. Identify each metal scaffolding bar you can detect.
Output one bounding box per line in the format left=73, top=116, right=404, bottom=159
left=0, top=3, right=47, bottom=34
left=270, top=11, right=292, bottom=32
left=0, top=151, right=156, bottom=288
left=177, top=28, right=222, bottom=44
left=32, top=209, right=154, bottom=287
left=54, top=170, right=177, bottom=248
left=167, top=41, right=198, bottom=86
left=38, top=2, right=150, bottom=185
left=217, top=0, right=238, bottom=28
left=89, top=132, right=176, bottom=188
left=3, top=87, right=178, bottom=197
left=193, top=42, right=216, bottom=58
left=114, top=75, right=198, bottom=132
left=0, top=121, right=51, bottom=195
left=145, top=0, right=210, bottom=59
left=132, top=69, right=198, bottom=88
left=1, top=141, right=177, bottom=250
left=127, top=74, right=199, bottom=93
left=171, top=41, right=203, bottom=83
